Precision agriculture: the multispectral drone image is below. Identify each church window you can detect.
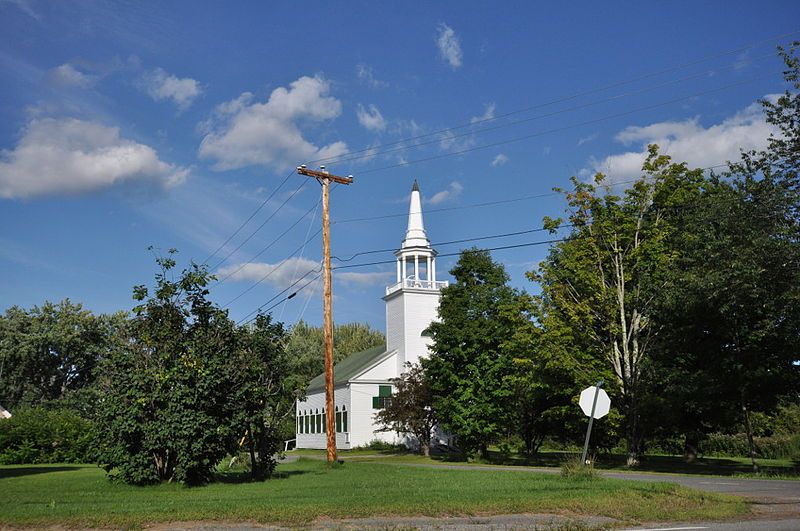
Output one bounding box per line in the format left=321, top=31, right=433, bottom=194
left=322, top=409, right=326, bottom=433
left=372, top=385, right=393, bottom=409
left=317, top=411, right=322, bottom=433
left=342, top=406, right=348, bottom=432
left=335, top=406, right=342, bottom=432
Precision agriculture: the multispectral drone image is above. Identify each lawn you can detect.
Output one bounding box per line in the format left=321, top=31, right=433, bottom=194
left=0, top=459, right=746, bottom=528
left=316, top=448, right=799, bottom=479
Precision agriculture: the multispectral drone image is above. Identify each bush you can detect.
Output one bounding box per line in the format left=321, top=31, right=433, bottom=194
left=353, top=439, right=406, bottom=453
left=699, top=433, right=800, bottom=460
left=0, top=408, right=95, bottom=464
left=560, top=455, right=596, bottom=480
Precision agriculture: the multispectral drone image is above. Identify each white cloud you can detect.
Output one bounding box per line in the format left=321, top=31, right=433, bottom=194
left=48, top=63, right=96, bottom=88
left=471, top=103, right=495, bottom=123
left=588, top=100, right=775, bottom=181
left=217, top=257, right=319, bottom=288
left=199, top=75, right=348, bottom=171
left=577, top=133, right=598, bottom=146
left=356, top=103, right=386, bottom=132
left=491, top=153, right=509, bottom=167
left=0, top=118, right=187, bottom=199
left=141, top=68, right=202, bottom=110
left=356, top=63, right=387, bottom=89
left=217, top=257, right=391, bottom=288
left=427, top=181, right=463, bottom=205
left=436, top=23, right=462, bottom=70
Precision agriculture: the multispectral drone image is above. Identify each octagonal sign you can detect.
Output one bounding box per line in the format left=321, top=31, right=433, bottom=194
left=579, top=386, right=611, bottom=419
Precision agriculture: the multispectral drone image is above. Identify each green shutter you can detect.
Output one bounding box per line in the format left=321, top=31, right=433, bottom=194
left=343, top=411, right=348, bottom=432
left=372, top=396, right=382, bottom=409
left=336, top=412, right=342, bottom=433
left=379, top=385, right=392, bottom=397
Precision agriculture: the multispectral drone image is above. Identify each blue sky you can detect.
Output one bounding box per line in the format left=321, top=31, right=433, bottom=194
left=1, top=0, right=797, bottom=330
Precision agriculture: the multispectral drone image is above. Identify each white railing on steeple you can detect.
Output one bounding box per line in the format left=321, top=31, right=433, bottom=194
left=386, top=278, right=448, bottom=296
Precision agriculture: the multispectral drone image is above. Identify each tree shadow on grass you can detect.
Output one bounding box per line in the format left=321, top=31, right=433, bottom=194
left=0, top=466, right=84, bottom=479
left=213, top=469, right=309, bottom=484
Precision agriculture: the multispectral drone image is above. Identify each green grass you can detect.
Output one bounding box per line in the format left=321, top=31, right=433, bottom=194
left=295, top=448, right=798, bottom=478
left=0, top=459, right=747, bottom=528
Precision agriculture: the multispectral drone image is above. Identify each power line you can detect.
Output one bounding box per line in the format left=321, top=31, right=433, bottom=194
left=310, top=52, right=776, bottom=168
left=214, top=201, right=322, bottom=285
left=237, top=267, right=322, bottom=325
left=303, top=30, right=799, bottom=168
left=333, top=164, right=732, bottom=226
left=356, top=72, right=777, bottom=175
left=202, top=169, right=295, bottom=265
left=211, top=177, right=309, bottom=270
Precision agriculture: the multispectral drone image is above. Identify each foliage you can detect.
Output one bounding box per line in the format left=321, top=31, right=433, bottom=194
left=648, top=44, right=800, bottom=470
left=95, top=249, right=238, bottom=486
left=699, top=433, right=800, bottom=461
left=227, top=314, right=298, bottom=480
left=376, top=362, right=437, bottom=456
left=534, top=148, right=701, bottom=466
left=0, top=407, right=94, bottom=464
left=425, top=249, right=529, bottom=458
left=284, top=320, right=384, bottom=384
left=0, top=300, right=122, bottom=413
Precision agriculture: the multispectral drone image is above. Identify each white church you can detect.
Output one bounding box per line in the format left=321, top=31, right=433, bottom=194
left=295, top=181, right=447, bottom=450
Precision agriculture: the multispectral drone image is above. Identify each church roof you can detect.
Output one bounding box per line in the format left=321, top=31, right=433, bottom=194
left=306, top=343, right=389, bottom=394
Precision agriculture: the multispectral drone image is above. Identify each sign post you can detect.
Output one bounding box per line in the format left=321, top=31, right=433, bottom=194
left=579, top=380, right=610, bottom=465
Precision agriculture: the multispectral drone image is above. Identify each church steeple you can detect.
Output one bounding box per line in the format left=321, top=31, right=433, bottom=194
left=402, top=179, right=430, bottom=249
left=384, top=180, right=448, bottom=369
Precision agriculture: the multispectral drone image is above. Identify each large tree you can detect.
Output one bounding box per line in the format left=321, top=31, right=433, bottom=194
left=95, top=250, right=238, bottom=485
left=535, top=149, right=702, bottom=465
left=424, top=249, right=527, bottom=459
left=650, top=43, right=800, bottom=470
left=0, top=300, right=121, bottom=412
left=228, top=314, right=299, bottom=480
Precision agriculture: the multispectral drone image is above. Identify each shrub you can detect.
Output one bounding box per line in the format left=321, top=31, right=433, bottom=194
left=0, top=407, right=94, bottom=464
left=699, top=433, right=800, bottom=460
left=561, top=455, right=596, bottom=480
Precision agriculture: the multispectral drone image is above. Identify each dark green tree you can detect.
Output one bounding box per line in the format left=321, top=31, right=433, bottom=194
left=0, top=300, right=120, bottom=412
left=376, top=362, right=436, bottom=456
left=95, top=249, right=237, bottom=485
left=650, top=43, right=800, bottom=470
left=424, top=249, right=526, bottom=459
left=228, top=314, right=298, bottom=480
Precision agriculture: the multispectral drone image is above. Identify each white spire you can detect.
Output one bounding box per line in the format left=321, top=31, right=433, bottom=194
left=402, top=180, right=430, bottom=248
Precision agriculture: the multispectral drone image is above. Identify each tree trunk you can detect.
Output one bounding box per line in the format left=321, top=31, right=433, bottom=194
left=741, top=401, right=760, bottom=474
left=683, top=434, right=699, bottom=463
left=420, top=440, right=431, bottom=457
left=625, top=396, right=642, bottom=467
left=247, top=430, right=258, bottom=481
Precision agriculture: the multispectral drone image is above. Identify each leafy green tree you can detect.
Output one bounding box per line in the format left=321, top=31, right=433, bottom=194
left=95, top=249, right=238, bottom=485
left=227, top=314, right=298, bottom=480
left=0, top=300, right=121, bottom=412
left=650, top=43, right=800, bottom=470
left=535, top=149, right=701, bottom=466
left=376, top=363, right=436, bottom=456
left=424, top=249, right=526, bottom=459
left=284, top=320, right=384, bottom=384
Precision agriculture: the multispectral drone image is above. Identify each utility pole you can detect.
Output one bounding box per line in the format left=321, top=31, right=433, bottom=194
left=296, top=164, right=353, bottom=464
